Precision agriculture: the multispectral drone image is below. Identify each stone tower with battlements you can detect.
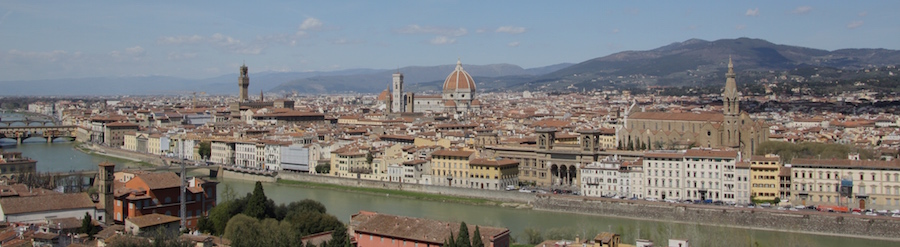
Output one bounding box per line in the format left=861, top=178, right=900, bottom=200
left=238, top=64, right=250, bottom=102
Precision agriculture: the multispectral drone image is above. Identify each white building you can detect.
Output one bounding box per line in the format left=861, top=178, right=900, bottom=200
left=234, top=142, right=258, bottom=168
left=644, top=149, right=746, bottom=204
left=582, top=159, right=625, bottom=198
left=281, top=143, right=312, bottom=172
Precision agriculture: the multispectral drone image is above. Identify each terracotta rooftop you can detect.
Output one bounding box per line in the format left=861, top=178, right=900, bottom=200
left=629, top=112, right=723, bottom=122
left=431, top=150, right=474, bottom=158
left=469, top=158, right=519, bottom=167
left=0, top=193, right=95, bottom=215
left=132, top=172, right=182, bottom=190
left=125, top=213, right=181, bottom=228
left=350, top=211, right=508, bottom=246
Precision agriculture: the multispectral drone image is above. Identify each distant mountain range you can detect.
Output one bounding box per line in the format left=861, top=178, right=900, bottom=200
left=3, top=37, right=899, bottom=96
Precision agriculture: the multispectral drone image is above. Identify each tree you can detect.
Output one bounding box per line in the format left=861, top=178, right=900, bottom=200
left=471, top=226, right=484, bottom=247
left=243, top=181, right=268, bottom=219
left=80, top=212, right=97, bottom=238
left=448, top=232, right=457, bottom=247
left=224, top=214, right=261, bottom=247
left=198, top=141, right=211, bottom=160
left=316, top=164, right=331, bottom=174
left=456, top=222, right=471, bottom=247
left=365, top=151, right=374, bottom=165
left=523, top=228, right=543, bottom=245
left=328, top=223, right=350, bottom=247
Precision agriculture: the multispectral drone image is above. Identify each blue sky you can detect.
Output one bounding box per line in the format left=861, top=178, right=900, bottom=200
left=1, top=1, right=897, bottom=81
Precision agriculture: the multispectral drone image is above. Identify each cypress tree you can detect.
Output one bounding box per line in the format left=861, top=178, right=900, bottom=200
left=456, top=222, right=471, bottom=247
left=471, top=226, right=484, bottom=247
left=448, top=232, right=457, bottom=247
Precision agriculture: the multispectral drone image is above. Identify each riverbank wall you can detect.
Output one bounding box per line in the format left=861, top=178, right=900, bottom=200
left=277, top=172, right=534, bottom=203
left=87, top=144, right=166, bottom=166
left=222, top=169, right=276, bottom=183
left=277, top=172, right=900, bottom=240
left=531, top=196, right=900, bottom=240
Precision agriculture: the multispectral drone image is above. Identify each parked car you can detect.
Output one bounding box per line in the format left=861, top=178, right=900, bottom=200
left=506, top=185, right=516, bottom=191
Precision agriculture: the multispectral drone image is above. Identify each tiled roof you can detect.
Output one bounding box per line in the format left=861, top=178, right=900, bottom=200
left=469, top=158, right=519, bottom=167
left=0, top=193, right=95, bottom=215
left=431, top=150, right=474, bottom=158
left=132, top=172, right=182, bottom=190
left=125, top=213, right=180, bottom=228
left=351, top=211, right=508, bottom=246
left=630, top=112, right=723, bottom=122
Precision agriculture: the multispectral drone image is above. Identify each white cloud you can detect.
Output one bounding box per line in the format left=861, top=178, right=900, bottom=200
left=476, top=28, right=489, bottom=33
left=109, top=46, right=145, bottom=60
left=507, top=41, right=520, bottom=47
left=157, top=33, right=262, bottom=54
left=299, top=17, right=323, bottom=30
left=429, top=36, right=456, bottom=45
left=858, top=11, right=868, bottom=17
left=612, top=28, right=620, bottom=34
left=792, top=6, right=812, bottom=14
left=735, top=25, right=746, bottom=30
left=745, top=8, right=759, bottom=17
left=167, top=52, right=198, bottom=60
left=396, top=25, right=467, bottom=37
left=332, top=38, right=363, bottom=45
left=157, top=35, right=203, bottom=45
left=847, top=20, right=864, bottom=29
left=495, top=26, right=526, bottom=34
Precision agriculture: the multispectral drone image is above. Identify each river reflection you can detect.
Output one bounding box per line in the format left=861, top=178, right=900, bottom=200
left=217, top=178, right=898, bottom=247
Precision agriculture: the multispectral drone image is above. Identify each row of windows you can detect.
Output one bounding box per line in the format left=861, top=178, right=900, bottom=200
left=795, top=170, right=900, bottom=182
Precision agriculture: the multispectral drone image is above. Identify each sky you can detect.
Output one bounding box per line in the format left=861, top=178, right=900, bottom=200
left=1, top=1, right=898, bottom=81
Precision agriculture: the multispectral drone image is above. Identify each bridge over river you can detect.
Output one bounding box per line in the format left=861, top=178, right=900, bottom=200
left=0, top=125, right=76, bottom=144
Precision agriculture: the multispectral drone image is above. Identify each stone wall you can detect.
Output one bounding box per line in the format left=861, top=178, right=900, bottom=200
left=531, top=196, right=900, bottom=240
left=223, top=169, right=276, bottom=183
left=277, top=172, right=535, bottom=203
left=91, top=144, right=167, bottom=166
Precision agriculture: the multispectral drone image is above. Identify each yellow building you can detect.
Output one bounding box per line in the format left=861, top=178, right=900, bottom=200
left=431, top=150, right=474, bottom=187
left=468, top=158, right=519, bottom=190
left=749, top=155, right=781, bottom=202
left=330, top=148, right=369, bottom=178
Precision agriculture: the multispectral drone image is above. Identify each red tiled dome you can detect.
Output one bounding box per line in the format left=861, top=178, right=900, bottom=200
left=443, top=59, right=475, bottom=92
left=377, top=89, right=391, bottom=101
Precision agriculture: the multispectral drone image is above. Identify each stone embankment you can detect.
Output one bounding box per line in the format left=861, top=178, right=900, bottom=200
left=278, top=172, right=534, bottom=204
left=87, top=144, right=167, bottom=166
left=531, top=196, right=900, bottom=240
left=278, top=172, right=900, bottom=240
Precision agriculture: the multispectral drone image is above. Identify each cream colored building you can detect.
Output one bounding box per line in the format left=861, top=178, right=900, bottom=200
left=431, top=150, right=475, bottom=187
left=330, top=148, right=369, bottom=178
left=791, top=158, right=900, bottom=210
left=468, top=158, right=519, bottom=190
left=749, top=155, right=782, bottom=202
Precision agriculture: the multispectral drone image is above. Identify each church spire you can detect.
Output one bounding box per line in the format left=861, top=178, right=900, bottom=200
left=724, top=56, right=738, bottom=98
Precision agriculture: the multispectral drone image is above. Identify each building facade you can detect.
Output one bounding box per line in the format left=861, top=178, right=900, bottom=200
left=619, top=59, right=768, bottom=156
left=791, top=158, right=900, bottom=210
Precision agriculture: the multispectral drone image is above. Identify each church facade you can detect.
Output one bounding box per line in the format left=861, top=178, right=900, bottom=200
left=378, top=59, right=482, bottom=115
left=618, top=59, right=768, bottom=156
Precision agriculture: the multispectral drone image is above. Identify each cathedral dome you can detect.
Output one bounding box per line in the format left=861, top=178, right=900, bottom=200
left=442, top=59, right=476, bottom=92
left=377, top=89, right=391, bottom=101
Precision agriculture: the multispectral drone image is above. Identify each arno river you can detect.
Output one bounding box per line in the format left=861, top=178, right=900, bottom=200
left=3, top=140, right=898, bottom=246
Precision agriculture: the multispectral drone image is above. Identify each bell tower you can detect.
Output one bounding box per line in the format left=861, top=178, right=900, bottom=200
left=238, top=63, right=250, bottom=102
left=723, top=58, right=740, bottom=148
left=98, top=162, right=116, bottom=225
left=392, top=72, right=404, bottom=113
